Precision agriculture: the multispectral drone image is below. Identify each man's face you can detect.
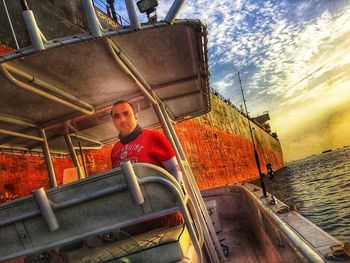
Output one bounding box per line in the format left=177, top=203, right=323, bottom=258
left=111, top=102, right=138, bottom=137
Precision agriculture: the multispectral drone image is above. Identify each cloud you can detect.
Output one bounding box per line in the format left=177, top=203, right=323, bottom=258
left=213, top=80, right=232, bottom=93
left=117, top=1, right=350, bottom=160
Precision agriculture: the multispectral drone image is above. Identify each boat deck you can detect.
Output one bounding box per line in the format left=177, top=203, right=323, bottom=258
left=220, top=214, right=281, bottom=262
left=202, top=183, right=350, bottom=263
left=210, top=194, right=284, bottom=263
left=201, top=185, right=321, bottom=263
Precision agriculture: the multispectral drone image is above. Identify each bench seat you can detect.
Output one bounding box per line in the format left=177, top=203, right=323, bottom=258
left=64, top=224, right=190, bottom=262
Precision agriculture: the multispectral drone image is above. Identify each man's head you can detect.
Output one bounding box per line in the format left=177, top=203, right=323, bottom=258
left=111, top=100, right=138, bottom=137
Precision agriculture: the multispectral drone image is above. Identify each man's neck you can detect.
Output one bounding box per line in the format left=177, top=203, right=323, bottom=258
left=119, top=125, right=142, bottom=144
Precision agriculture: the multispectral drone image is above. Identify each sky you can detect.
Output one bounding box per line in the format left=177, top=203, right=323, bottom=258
left=116, top=0, right=350, bottom=162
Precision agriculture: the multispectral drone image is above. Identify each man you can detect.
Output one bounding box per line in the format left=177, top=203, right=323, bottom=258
left=110, top=100, right=182, bottom=182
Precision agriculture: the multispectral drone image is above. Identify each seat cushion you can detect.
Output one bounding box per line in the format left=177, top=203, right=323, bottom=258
left=65, top=224, right=191, bottom=263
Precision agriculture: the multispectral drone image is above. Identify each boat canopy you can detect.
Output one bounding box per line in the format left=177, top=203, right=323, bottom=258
left=0, top=20, right=210, bottom=154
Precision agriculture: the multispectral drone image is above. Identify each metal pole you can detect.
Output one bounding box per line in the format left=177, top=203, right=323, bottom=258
left=121, top=161, right=145, bottom=205
left=0, top=64, right=95, bottom=115
left=32, top=187, right=59, bottom=232
left=77, top=139, right=88, bottom=178
left=155, top=103, right=223, bottom=263
left=64, top=134, right=85, bottom=180
left=0, top=128, right=43, bottom=142
left=104, top=39, right=157, bottom=105
left=2, top=0, right=20, bottom=49
left=82, top=0, right=102, bottom=38
left=38, top=128, right=57, bottom=187
left=153, top=104, right=184, bottom=168
left=238, top=71, right=267, bottom=197
left=0, top=114, right=37, bottom=128
left=159, top=104, right=187, bottom=159
left=164, top=0, right=185, bottom=25
left=70, top=133, right=103, bottom=146
left=124, top=0, right=141, bottom=30
left=21, top=0, right=45, bottom=51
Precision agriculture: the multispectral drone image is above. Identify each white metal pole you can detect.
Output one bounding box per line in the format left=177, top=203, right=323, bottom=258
left=124, top=0, right=141, bottom=30
left=164, top=0, right=185, bottom=25
left=82, top=0, right=103, bottom=38
left=2, top=0, right=20, bottom=49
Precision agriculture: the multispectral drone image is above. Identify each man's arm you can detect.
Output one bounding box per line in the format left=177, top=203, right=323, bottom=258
left=162, top=156, right=183, bottom=183
left=151, top=130, right=183, bottom=182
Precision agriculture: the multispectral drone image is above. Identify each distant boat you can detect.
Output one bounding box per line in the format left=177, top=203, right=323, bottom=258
left=322, top=149, right=333, bottom=154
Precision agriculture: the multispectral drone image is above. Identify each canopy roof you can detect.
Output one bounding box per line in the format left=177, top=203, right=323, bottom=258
left=0, top=20, right=210, bottom=154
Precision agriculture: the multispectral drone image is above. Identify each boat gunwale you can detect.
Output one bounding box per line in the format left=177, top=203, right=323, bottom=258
left=201, top=183, right=333, bottom=262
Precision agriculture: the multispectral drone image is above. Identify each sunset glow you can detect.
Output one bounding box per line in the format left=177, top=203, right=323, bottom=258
left=116, top=1, right=350, bottom=161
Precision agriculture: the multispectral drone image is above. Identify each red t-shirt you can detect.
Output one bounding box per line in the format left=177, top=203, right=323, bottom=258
left=110, top=129, right=175, bottom=168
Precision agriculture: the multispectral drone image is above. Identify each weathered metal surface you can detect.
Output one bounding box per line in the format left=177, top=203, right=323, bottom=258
left=0, top=21, right=210, bottom=154
left=0, top=164, right=183, bottom=261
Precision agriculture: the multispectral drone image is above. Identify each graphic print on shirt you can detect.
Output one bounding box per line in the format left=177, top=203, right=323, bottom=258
left=111, top=130, right=175, bottom=169
left=111, top=143, right=144, bottom=167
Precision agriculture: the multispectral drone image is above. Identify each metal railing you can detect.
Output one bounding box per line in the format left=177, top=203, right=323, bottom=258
left=209, top=87, right=245, bottom=115
left=92, top=0, right=129, bottom=26
left=209, top=87, right=278, bottom=139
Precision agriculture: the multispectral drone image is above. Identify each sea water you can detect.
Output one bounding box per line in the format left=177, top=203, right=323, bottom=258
left=255, top=147, right=350, bottom=242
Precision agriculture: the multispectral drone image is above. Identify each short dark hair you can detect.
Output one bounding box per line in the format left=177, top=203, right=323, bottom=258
left=111, top=100, right=135, bottom=116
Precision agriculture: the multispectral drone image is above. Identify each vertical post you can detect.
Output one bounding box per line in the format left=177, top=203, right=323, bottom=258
left=164, top=0, right=185, bottom=25
left=38, top=128, right=57, bottom=187
left=64, top=134, right=85, bottom=180
left=33, top=187, right=59, bottom=232
left=21, top=0, right=45, bottom=51
left=121, top=161, right=144, bottom=205
left=82, top=0, right=102, bottom=37
left=153, top=104, right=184, bottom=171
left=238, top=71, right=267, bottom=197
left=3, top=0, right=20, bottom=49
left=124, top=0, right=141, bottom=30
left=155, top=103, right=223, bottom=263
left=159, top=104, right=187, bottom=160
left=77, top=140, right=88, bottom=178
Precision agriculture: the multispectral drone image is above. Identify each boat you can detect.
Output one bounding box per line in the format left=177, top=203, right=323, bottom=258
left=0, top=0, right=349, bottom=262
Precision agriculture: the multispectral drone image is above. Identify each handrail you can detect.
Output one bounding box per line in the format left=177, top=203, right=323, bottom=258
left=0, top=128, right=43, bottom=142
left=64, top=133, right=85, bottom=179
left=0, top=113, right=37, bottom=128
left=0, top=166, right=203, bottom=263
left=38, top=128, right=57, bottom=187
left=70, top=133, right=103, bottom=150
left=0, top=63, right=95, bottom=115
left=242, top=185, right=326, bottom=263
left=159, top=103, right=225, bottom=262
left=104, top=38, right=158, bottom=105
left=0, top=145, right=69, bottom=155
left=143, top=176, right=203, bottom=263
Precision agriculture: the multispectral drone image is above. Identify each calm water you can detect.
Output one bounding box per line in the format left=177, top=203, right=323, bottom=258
left=253, top=147, right=350, bottom=242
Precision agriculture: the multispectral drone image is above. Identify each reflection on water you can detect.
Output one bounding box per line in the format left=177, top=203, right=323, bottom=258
left=254, top=147, right=350, bottom=242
